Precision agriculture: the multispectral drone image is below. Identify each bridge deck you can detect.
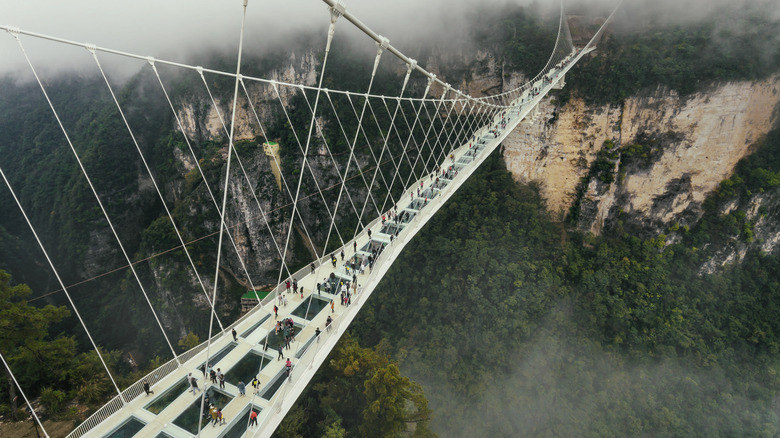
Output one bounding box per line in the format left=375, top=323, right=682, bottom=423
left=73, top=53, right=582, bottom=438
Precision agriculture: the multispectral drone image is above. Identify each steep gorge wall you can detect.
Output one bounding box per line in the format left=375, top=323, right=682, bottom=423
left=503, top=77, right=780, bottom=240
left=164, top=50, right=529, bottom=286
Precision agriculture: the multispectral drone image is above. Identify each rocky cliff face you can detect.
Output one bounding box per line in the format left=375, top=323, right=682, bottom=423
left=162, top=49, right=534, bottom=289
left=177, top=51, right=320, bottom=142
left=503, top=77, right=780, bottom=244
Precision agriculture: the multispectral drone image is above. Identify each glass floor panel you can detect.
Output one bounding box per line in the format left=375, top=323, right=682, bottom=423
left=322, top=276, right=351, bottom=295
left=261, top=370, right=292, bottom=400
left=104, top=417, right=145, bottom=438
left=219, top=405, right=262, bottom=438
left=431, top=180, right=448, bottom=190
left=295, top=334, right=317, bottom=359
left=258, top=323, right=305, bottom=351
left=291, top=295, right=331, bottom=320
left=225, top=350, right=273, bottom=387
left=172, top=387, right=233, bottom=435
left=398, top=211, right=416, bottom=224
left=145, top=378, right=189, bottom=414
left=420, top=189, right=438, bottom=199
left=380, top=223, right=404, bottom=235
left=408, top=199, right=428, bottom=210
left=240, top=314, right=271, bottom=338
left=199, top=342, right=238, bottom=373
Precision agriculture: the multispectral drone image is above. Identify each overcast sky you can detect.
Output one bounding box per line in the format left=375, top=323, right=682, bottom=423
left=1, top=0, right=775, bottom=79
left=0, top=0, right=606, bottom=79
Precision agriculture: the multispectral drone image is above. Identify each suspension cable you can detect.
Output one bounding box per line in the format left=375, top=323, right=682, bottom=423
left=276, top=6, right=341, bottom=288
left=0, top=351, right=50, bottom=438
left=198, top=0, right=249, bottom=435
left=88, top=49, right=226, bottom=332
left=9, top=31, right=181, bottom=366
left=0, top=166, right=126, bottom=404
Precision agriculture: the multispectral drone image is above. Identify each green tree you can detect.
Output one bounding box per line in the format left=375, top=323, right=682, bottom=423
left=0, top=270, right=71, bottom=420
left=178, top=332, right=200, bottom=352
left=361, top=363, right=432, bottom=437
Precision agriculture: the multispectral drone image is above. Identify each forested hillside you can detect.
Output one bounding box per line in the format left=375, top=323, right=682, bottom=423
left=279, top=3, right=780, bottom=434
left=301, top=144, right=779, bottom=436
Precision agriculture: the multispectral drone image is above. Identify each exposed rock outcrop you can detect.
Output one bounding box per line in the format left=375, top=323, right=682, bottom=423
left=503, top=77, right=780, bottom=237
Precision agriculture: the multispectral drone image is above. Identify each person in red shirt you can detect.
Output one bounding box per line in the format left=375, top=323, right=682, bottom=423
left=249, top=410, right=258, bottom=427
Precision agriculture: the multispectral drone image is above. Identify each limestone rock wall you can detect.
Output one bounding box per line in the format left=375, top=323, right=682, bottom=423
left=503, top=77, right=780, bottom=235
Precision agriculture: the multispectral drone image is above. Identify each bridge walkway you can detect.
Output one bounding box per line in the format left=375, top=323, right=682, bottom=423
left=72, top=50, right=584, bottom=438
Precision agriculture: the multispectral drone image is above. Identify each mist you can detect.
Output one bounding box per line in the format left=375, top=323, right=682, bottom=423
left=4, top=0, right=776, bottom=85
left=404, top=303, right=778, bottom=436
left=0, top=0, right=545, bottom=80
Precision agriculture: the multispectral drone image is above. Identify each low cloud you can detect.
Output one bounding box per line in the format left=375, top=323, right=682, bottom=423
left=1, top=0, right=592, bottom=80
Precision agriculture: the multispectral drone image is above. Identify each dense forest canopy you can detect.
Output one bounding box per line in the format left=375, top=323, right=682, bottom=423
left=346, top=145, right=780, bottom=436
left=563, top=1, right=780, bottom=104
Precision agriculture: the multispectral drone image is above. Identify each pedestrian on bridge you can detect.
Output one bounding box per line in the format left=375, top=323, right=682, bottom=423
left=232, top=328, right=237, bottom=342
left=249, top=410, right=258, bottom=427
left=277, top=345, right=284, bottom=361
left=143, top=380, right=154, bottom=396
left=188, top=373, right=200, bottom=394
left=251, top=377, right=260, bottom=394
left=237, top=380, right=246, bottom=396
left=210, top=405, right=218, bottom=426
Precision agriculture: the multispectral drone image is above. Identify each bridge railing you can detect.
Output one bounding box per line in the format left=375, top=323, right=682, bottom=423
left=70, top=47, right=574, bottom=438
left=67, top=214, right=387, bottom=438
left=255, top=196, right=434, bottom=434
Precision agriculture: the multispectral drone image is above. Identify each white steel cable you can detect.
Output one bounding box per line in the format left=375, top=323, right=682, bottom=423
left=189, top=71, right=269, bottom=302
left=269, top=81, right=344, bottom=254
left=380, top=77, right=434, bottom=210
left=199, top=1, right=249, bottom=435
left=296, top=89, right=370, bottom=255
left=234, top=78, right=317, bottom=283
left=9, top=31, right=181, bottom=366
left=343, top=92, right=394, bottom=205
left=201, top=72, right=298, bottom=290
left=276, top=8, right=341, bottom=288
left=0, top=351, right=50, bottom=438
left=361, top=97, right=404, bottom=209
left=364, top=96, right=412, bottom=216
left=0, top=166, right=126, bottom=404
left=323, top=90, right=382, bottom=215
left=324, top=50, right=409, bottom=246
left=88, top=49, right=226, bottom=332
left=0, top=25, right=509, bottom=109
left=402, top=86, right=452, bottom=190
left=474, top=0, right=570, bottom=104
left=295, top=85, right=367, bottom=227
